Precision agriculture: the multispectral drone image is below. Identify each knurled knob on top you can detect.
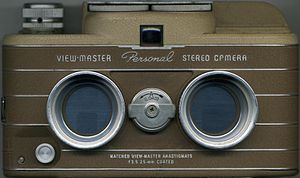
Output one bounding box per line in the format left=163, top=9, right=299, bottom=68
left=22, top=3, right=64, bottom=34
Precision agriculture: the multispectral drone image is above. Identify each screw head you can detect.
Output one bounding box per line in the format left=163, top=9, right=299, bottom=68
left=145, top=104, right=159, bottom=118
left=17, top=156, right=25, bottom=164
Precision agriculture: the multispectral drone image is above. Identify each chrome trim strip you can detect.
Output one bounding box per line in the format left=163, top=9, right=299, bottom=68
left=4, top=44, right=297, bottom=48
left=61, top=148, right=296, bottom=152
left=151, top=4, right=212, bottom=12
left=255, top=94, right=298, bottom=97
left=88, top=5, right=149, bottom=12
left=12, top=168, right=295, bottom=171
left=7, top=94, right=299, bottom=98
left=4, top=124, right=50, bottom=127
left=7, top=68, right=298, bottom=72
left=87, top=0, right=213, bottom=5
left=5, top=123, right=298, bottom=127
left=256, top=123, right=298, bottom=126
left=10, top=95, right=49, bottom=97
left=120, top=45, right=182, bottom=49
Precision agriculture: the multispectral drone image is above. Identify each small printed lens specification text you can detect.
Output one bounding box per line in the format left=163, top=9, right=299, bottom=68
left=128, top=159, right=174, bottom=165
left=109, top=153, right=193, bottom=166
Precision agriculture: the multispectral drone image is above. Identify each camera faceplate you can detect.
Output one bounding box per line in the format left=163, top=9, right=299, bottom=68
left=2, top=44, right=298, bottom=177
left=2, top=1, right=299, bottom=177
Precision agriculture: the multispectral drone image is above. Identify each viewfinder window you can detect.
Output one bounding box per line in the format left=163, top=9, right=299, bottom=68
left=140, top=25, right=163, bottom=47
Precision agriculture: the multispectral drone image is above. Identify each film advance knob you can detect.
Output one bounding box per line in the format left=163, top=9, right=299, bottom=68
left=22, top=3, right=64, bottom=34
left=128, top=88, right=175, bottom=133
left=35, top=143, right=56, bottom=164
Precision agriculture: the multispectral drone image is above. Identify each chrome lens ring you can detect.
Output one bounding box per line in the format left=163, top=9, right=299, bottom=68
left=47, top=71, right=125, bottom=149
left=179, top=71, right=258, bottom=150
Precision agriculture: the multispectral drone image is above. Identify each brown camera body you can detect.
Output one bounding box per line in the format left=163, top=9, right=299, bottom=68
left=1, top=1, right=299, bottom=178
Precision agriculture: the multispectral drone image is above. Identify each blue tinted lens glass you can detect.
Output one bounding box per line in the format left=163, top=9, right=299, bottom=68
left=63, top=84, right=112, bottom=136
left=189, top=84, right=239, bottom=136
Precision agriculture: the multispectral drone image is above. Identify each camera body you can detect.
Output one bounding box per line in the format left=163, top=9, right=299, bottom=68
left=2, top=1, right=299, bottom=177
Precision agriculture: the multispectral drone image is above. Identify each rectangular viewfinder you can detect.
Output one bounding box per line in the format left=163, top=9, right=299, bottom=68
left=140, top=25, right=163, bottom=47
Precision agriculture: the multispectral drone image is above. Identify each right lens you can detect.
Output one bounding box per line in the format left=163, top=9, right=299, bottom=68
left=189, top=83, right=240, bottom=136
left=47, top=71, right=125, bottom=150
left=179, top=71, right=258, bottom=150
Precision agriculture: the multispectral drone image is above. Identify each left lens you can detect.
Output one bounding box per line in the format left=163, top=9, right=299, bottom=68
left=62, top=83, right=112, bottom=136
left=47, top=71, right=125, bottom=149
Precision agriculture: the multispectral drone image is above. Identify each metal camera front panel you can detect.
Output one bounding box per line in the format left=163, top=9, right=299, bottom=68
left=2, top=44, right=298, bottom=177
left=1, top=1, right=299, bottom=177
left=47, top=71, right=125, bottom=149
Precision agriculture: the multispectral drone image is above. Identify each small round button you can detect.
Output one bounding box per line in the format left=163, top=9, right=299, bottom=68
left=35, top=143, right=55, bottom=164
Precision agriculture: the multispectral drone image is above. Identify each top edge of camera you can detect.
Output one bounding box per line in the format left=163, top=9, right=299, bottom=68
left=87, top=0, right=213, bottom=5
left=87, top=0, right=213, bottom=12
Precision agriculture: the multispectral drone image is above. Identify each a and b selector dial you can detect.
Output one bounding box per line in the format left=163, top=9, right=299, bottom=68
left=128, top=88, right=175, bottom=133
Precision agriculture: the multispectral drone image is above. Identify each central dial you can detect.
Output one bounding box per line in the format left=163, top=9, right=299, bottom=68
left=128, top=88, right=175, bottom=133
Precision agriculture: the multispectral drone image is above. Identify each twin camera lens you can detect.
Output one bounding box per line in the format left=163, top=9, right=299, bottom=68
left=47, top=71, right=125, bottom=149
left=47, top=71, right=258, bottom=150
left=179, top=71, right=258, bottom=149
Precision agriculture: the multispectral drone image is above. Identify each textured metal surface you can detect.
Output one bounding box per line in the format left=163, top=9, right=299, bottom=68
left=128, top=88, right=175, bottom=132
left=22, top=3, right=63, bottom=34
